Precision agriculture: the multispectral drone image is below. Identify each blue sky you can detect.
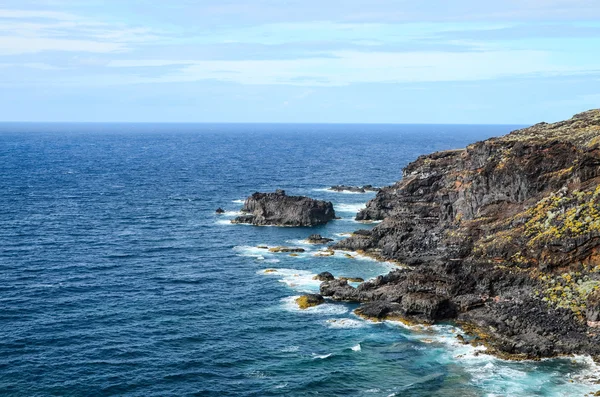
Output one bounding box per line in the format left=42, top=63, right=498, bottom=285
left=1, top=0, right=600, bottom=123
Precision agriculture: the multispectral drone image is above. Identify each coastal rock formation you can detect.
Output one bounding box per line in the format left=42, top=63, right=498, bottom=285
left=215, top=207, right=225, bottom=214
left=307, top=234, right=334, bottom=244
left=296, top=294, right=325, bottom=309
left=330, top=109, right=600, bottom=360
left=329, top=185, right=380, bottom=193
left=233, top=190, right=336, bottom=226
left=268, top=246, right=305, bottom=253
left=313, top=271, right=335, bottom=281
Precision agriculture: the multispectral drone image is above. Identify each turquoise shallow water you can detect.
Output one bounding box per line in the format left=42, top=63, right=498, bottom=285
left=1, top=123, right=599, bottom=396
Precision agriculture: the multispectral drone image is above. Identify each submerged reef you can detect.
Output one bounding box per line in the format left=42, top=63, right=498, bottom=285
left=329, top=109, right=600, bottom=360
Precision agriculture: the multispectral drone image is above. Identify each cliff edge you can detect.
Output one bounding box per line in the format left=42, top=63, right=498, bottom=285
left=329, top=109, right=600, bottom=360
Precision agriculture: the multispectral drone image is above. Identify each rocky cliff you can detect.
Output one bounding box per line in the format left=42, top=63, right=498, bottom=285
left=233, top=190, right=336, bottom=226
left=329, top=109, right=600, bottom=360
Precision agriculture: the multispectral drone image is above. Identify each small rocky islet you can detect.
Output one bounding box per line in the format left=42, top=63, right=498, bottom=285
left=232, top=109, right=600, bottom=362
left=231, top=189, right=336, bottom=226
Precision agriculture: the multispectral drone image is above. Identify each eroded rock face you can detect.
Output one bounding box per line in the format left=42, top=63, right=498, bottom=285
left=588, top=290, right=600, bottom=323
left=233, top=190, right=336, bottom=227
left=328, top=109, right=600, bottom=359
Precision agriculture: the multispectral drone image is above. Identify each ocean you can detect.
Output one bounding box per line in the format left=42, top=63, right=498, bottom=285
left=1, top=123, right=598, bottom=396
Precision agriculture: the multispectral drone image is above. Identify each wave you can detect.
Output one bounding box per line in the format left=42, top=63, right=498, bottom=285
left=232, top=199, right=245, bottom=203
left=280, top=345, right=300, bottom=353
left=325, top=318, right=367, bottom=329
left=259, top=268, right=321, bottom=292
left=311, top=353, right=333, bottom=360
left=280, top=296, right=349, bottom=315
left=312, top=188, right=376, bottom=195
left=351, top=344, right=361, bottom=352
left=384, top=321, right=600, bottom=395
left=220, top=210, right=243, bottom=217
left=335, top=203, right=366, bottom=213
left=234, top=245, right=271, bottom=259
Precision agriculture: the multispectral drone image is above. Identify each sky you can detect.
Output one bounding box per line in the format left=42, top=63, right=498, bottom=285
left=1, top=0, right=600, bottom=124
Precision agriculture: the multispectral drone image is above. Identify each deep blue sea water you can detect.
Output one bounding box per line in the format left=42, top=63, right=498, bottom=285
left=1, top=123, right=599, bottom=397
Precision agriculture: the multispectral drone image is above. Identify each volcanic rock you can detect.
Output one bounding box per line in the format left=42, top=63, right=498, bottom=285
left=327, top=109, right=600, bottom=359
left=233, top=190, right=336, bottom=226
left=307, top=234, right=334, bottom=244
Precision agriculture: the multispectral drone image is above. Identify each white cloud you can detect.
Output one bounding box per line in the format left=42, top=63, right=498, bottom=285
left=0, top=8, right=162, bottom=55
left=106, top=49, right=599, bottom=86
left=0, top=9, right=77, bottom=20
left=0, top=37, right=125, bottom=55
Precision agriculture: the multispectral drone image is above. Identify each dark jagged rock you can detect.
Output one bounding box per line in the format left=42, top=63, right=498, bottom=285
left=313, top=271, right=335, bottom=281
left=232, top=190, right=336, bottom=227
left=329, top=185, right=380, bottom=193
left=588, top=289, right=600, bottom=324
left=327, top=110, right=600, bottom=360
left=307, top=234, right=334, bottom=244
left=215, top=207, right=225, bottom=214
left=339, top=276, right=364, bottom=283
left=320, top=279, right=359, bottom=301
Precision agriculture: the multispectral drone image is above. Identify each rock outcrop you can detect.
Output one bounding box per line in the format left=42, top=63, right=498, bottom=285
left=296, top=294, right=325, bottom=309
left=329, top=109, right=600, bottom=360
left=313, top=271, right=335, bottom=281
left=233, top=190, right=336, bottom=227
left=329, top=185, right=380, bottom=193
left=307, top=234, right=334, bottom=244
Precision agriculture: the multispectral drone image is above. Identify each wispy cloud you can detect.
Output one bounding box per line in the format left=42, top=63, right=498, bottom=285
left=106, top=49, right=599, bottom=86
left=0, top=8, right=164, bottom=55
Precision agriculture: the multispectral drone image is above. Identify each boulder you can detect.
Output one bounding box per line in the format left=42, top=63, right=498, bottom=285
left=307, top=234, right=334, bottom=244
left=339, top=277, right=365, bottom=283
left=233, top=190, right=336, bottom=226
left=296, top=294, right=325, bottom=309
left=313, top=271, right=335, bottom=281
left=215, top=207, right=225, bottom=214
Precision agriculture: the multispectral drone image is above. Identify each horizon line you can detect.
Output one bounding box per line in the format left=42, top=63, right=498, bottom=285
left=0, top=120, right=529, bottom=126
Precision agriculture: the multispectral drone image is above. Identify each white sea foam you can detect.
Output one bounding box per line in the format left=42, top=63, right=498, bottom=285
left=313, top=188, right=376, bottom=195
left=281, top=296, right=349, bottom=315
left=335, top=203, right=367, bottom=213
left=384, top=320, right=600, bottom=395
left=312, top=353, right=332, bottom=359
left=260, top=269, right=321, bottom=292
left=232, top=199, right=245, bottom=203
left=234, top=245, right=270, bottom=257
left=286, top=239, right=315, bottom=247
left=280, top=345, right=300, bottom=353
left=221, top=210, right=243, bottom=217
left=351, top=344, right=361, bottom=352
left=325, top=318, right=366, bottom=329
left=216, top=219, right=234, bottom=225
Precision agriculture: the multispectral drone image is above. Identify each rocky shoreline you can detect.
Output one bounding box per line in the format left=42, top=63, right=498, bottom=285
left=236, top=110, right=600, bottom=363
left=326, top=110, right=600, bottom=361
